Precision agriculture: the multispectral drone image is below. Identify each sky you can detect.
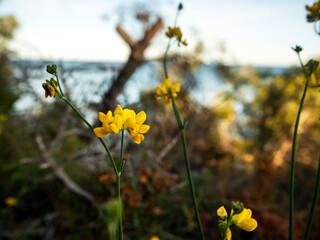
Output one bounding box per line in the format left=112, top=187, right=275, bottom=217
left=0, top=0, right=319, bottom=66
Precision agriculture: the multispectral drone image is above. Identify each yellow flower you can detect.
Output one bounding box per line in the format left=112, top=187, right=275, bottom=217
left=217, top=205, right=257, bottom=240
left=165, top=26, right=188, bottom=46
left=5, top=197, right=17, bottom=206
left=233, top=208, right=258, bottom=232
left=224, top=227, right=232, bottom=240
left=217, top=206, right=228, bottom=220
left=93, top=105, right=150, bottom=144
left=93, top=111, right=114, bottom=137
left=156, top=78, right=180, bottom=103
left=42, top=79, right=59, bottom=98
left=149, top=236, right=160, bottom=240
left=306, top=1, right=320, bottom=22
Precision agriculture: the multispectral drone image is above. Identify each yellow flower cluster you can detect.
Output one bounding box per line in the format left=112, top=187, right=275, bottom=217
left=217, top=206, right=258, bottom=240
left=5, top=197, right=18, bottom=206
left=149, top=236, right=160, bottom=240
left=93, top=105, right=150, bottom=144
left=165, top=26, right=188, bottom=46
left=42, top=79, right=59, bottom=98
left=156, top=78, right=180, bottom=103
left=306, top=1, right=320, bottom=22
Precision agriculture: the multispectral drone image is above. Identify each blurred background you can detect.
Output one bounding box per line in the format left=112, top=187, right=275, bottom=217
left=1, top=0, right=320, bottom=239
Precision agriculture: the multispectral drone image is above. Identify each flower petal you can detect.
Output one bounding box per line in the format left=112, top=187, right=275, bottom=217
left=236, top=218, right=258, bottom=232
left=109, top=124, right=120, bottom=134
left=139, top=125, right=150, bottom=134
left=114, top=105, right=123, bottom=116
left=171, top=83, right=180, bottom=93
left=225, top=227, right=232, bottom=240
left=105, top=110, right=114, bottom=123
left=234, top=208, right=252, bottom=223
left=136, top=111, right=146, bottom=125
left=131, top=133, right=144, bottom=144
left=217, top=206, right=228, bottom=219
left=98, top=112, right=106, bottom=122
left=93, top=127, right=110, bottom=138
left=163, top=78, right=172, bottom=89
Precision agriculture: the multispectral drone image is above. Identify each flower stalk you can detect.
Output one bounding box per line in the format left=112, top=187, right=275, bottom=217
left=44, top=65, right=150, bottom=240
left=289, top=48, right=318, bottom=240
left=170, top=93, right=205, bottom=240
left=158, top=4, right=205, bottom=239
left=303, top=155, right=320, bottom=240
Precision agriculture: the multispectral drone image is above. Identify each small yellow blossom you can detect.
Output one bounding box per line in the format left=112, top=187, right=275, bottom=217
left=224, top=228, right=232, bottom=240
left=217, top=206, right=228, bottom=220
left=0, top=114, right=8, bottom=122
left=156, top=78, right=180, bottom=103
left=306, top=1, right=320, bottom=22
left=149, top=236, right=160, bottom=240
left=5, top=197, right=17, bottom=206
left=165, top=26, right=188, bottom=46
left=93, top=105, right=150, bottom=144
left=217, top=204, right=257, bottom=240
left=42, top=79, right=59, bottom=98
left=233, top=208, right=258, bottom=232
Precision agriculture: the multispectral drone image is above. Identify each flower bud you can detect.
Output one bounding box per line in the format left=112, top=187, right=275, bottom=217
left=231, top=201, right=244, bottom=214
left=292, top=45, right=303, bottom=53
left=46, top=65, right=57, bottom=74
left=218, top=220, right=228, bottom=232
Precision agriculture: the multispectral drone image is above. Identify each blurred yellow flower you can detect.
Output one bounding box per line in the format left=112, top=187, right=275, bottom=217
left=224, top=227, right=232, bottom=240
left=42, top=79, right=59, bottom=98
left=217, top=206, right=228, bottom=219
left=0, top=114, right=8, bottom=122
left=93, top=111, right=114, bottom=138
left=5, top=197, right=17, bottom=206
left=156, top=78, right=180, bottom=103
left=93, top=105, right=150, bottom=144
left=165, top=26, right=187, bottom=46
left=149, top=236, right=160, bottom=240
left=306, top=1, right=320, bottom=22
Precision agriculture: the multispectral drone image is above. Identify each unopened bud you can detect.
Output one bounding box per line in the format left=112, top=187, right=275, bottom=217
left=231, top=201, right=244, bottom=214
left=292, top=45, right=303, bottom=53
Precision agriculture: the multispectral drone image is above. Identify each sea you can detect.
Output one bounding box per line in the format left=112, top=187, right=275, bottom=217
left=10, top=60, right=289, bottom=120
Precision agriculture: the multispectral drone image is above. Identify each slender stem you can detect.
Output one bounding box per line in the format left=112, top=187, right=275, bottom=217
left=163, top=5, right=181, bottom=79
left=162, top=5, right=205, bottom=239
left=60, top=95, right=118, bottom=175
left=117, top=173, right=123, bottom=240
left=289, top=54, right=313, bottom=240
left=303, top=156, right=320, bottom=240
left=120, top=130, right=124, bottom=169
left=55, top=73, right=65, bottom=97
left=171, top=95, right=205, bottom=240
left=221, top=213, right=234, bottom=240
left=116, top=130, right=125, bottom=240
left=163, top=40, right=172, bottom=79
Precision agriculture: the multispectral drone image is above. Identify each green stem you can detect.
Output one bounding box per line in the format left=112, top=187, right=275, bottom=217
left=289, top=54, right=313, bottom=240
left=221, top=213, right=234, bottom=240
left=60, top=95, right=118, bottom=175
left=116, top=130, right=125, bottom=240
left=117, top=173, right=123, bottom=240
left=171, top=95, right=205, bottom=240
left=120, top=130, right=124, bottom=169
left=303, top=156, right=320, bottom=240
left=163, top=40, right=171, bottom=79
left=55, top=73, right=65, bottom=97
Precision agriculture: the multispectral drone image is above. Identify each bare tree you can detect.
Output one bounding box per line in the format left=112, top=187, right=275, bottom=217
left=99, top=16, right=163, bottom=112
